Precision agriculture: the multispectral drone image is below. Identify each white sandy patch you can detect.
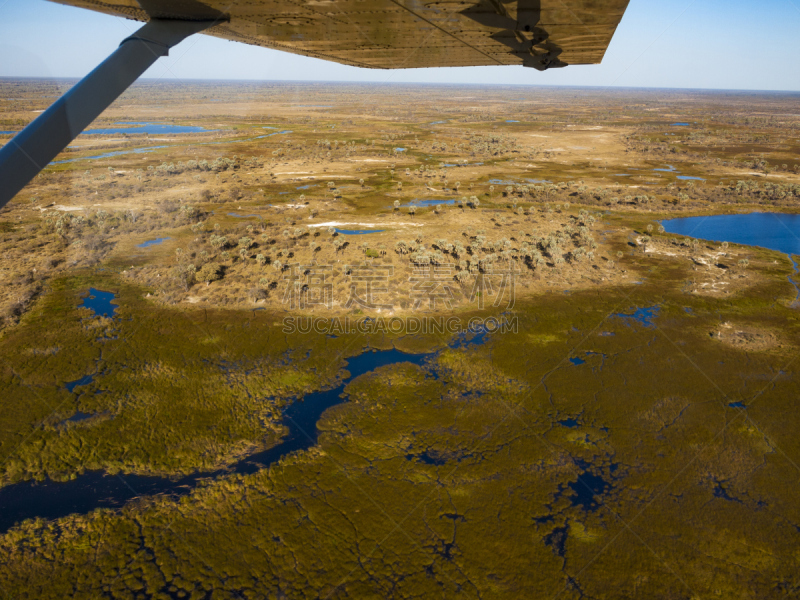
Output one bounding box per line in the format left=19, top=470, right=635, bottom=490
left=283, top=174, right=353, bottom=179
left=645, top=248, right=678, bottom=257
left=45, top=205, right=84, bottom=212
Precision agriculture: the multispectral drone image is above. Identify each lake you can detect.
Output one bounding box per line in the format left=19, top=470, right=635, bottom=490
left=661, top=213, right=800, bottom=255
left=82, top=122, right=212, bottom=135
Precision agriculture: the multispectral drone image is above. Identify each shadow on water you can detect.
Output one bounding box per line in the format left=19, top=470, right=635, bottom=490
left=612, top=306, right=659, bottom=328
left=544, top=525, right=568, bottom=557
left=554, top=459, right=616, bottom=512
left=65, top=374, right=96, bottom=393
left=0, top=328, right=488, bottom=532
left=406, top=451, right=447, bottom=466
left=713, top=479, right=741, bottom=502
left=61, top=412, right=95, bottom=425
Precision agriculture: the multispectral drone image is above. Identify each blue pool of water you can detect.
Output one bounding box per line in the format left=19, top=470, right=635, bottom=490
left=401, top=199, right=457, bottom=208
left=613, top=306, right=660, bottom=328
left=652, top=164, right=705, bottom=180
left=488, top=178, right=551, bottom=185
left=555, top=459, right=616, bottom=512
left=505, top=120, right=520, bottom=123
left=407, top=451, right=447, bottom=466
left=661, top=213, right=800, bottom=256
left=729, top=402, right=745, bottom=408
left=297, top=184, right=317, bottom=190
left=83, top=122, right=212, bottom=135
left=65, top=374, right=95, bottom=393
left=559, top=418, right=580, bottom=428
left=253, top=130, right=291, bottom=139
left=64, top=412, right=94, bottom=423
left=569, top=357, right=586, bottom=365
left=136, top=237, right=170, bottom=248
left=672, top=122, right=691, bottom=126
left=395, top=147, right=407, bottom=152
left=335, top=228, right=384, bottom=235
left=52, top=145, right=169, bottom=164
left=0, top=130, right=15, bottom=135
left=80, top=288, right=118, bottom=318
left=430, top=120, right=448, bottom=124
left=228, top=213, right=262, bottom=219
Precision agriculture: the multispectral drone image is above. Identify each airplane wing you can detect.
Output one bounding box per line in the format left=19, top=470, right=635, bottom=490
left=48, top=0, right=631, bottom=71
left=0, top=0, right=631, bottom=206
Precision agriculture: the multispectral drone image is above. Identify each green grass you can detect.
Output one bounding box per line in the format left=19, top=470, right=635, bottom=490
left=1, top=264, right=799, bottom=598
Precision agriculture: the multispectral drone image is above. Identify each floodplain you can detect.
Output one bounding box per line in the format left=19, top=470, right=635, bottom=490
left=0, top=79, right=799, bottom=598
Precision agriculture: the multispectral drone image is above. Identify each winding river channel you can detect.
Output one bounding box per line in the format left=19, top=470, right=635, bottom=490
left=0, top=334, right=488, bottom=532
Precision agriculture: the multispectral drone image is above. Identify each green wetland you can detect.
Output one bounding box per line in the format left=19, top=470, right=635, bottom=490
left=1, top=259, right=800, bottom=598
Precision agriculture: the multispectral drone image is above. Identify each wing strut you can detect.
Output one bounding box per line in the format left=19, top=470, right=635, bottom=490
left=0, top=18, right=217, bottom=209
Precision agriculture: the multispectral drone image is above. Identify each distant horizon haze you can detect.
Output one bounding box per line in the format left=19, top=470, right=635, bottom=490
left=2, top=76, right=800, bottom=96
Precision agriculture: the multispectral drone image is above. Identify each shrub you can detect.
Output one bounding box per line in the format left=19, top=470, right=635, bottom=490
left=197, top=263, right=223, bottom=284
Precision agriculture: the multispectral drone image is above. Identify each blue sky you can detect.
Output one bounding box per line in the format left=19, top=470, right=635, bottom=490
left=0, top=0, right=799, bottom=90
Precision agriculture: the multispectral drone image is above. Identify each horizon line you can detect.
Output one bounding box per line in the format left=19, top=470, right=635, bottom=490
left=0, top=76, right=799, bottom=95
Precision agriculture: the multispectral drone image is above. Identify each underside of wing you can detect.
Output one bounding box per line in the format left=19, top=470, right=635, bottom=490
left=47, top=0, right=630, bottom=70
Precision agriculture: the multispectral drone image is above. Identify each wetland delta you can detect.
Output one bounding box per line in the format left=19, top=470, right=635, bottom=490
left=0, top=80, right=799, bottom=598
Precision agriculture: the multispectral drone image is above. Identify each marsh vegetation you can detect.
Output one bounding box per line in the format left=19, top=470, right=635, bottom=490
left=1, top=80, right=799, bottom=598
